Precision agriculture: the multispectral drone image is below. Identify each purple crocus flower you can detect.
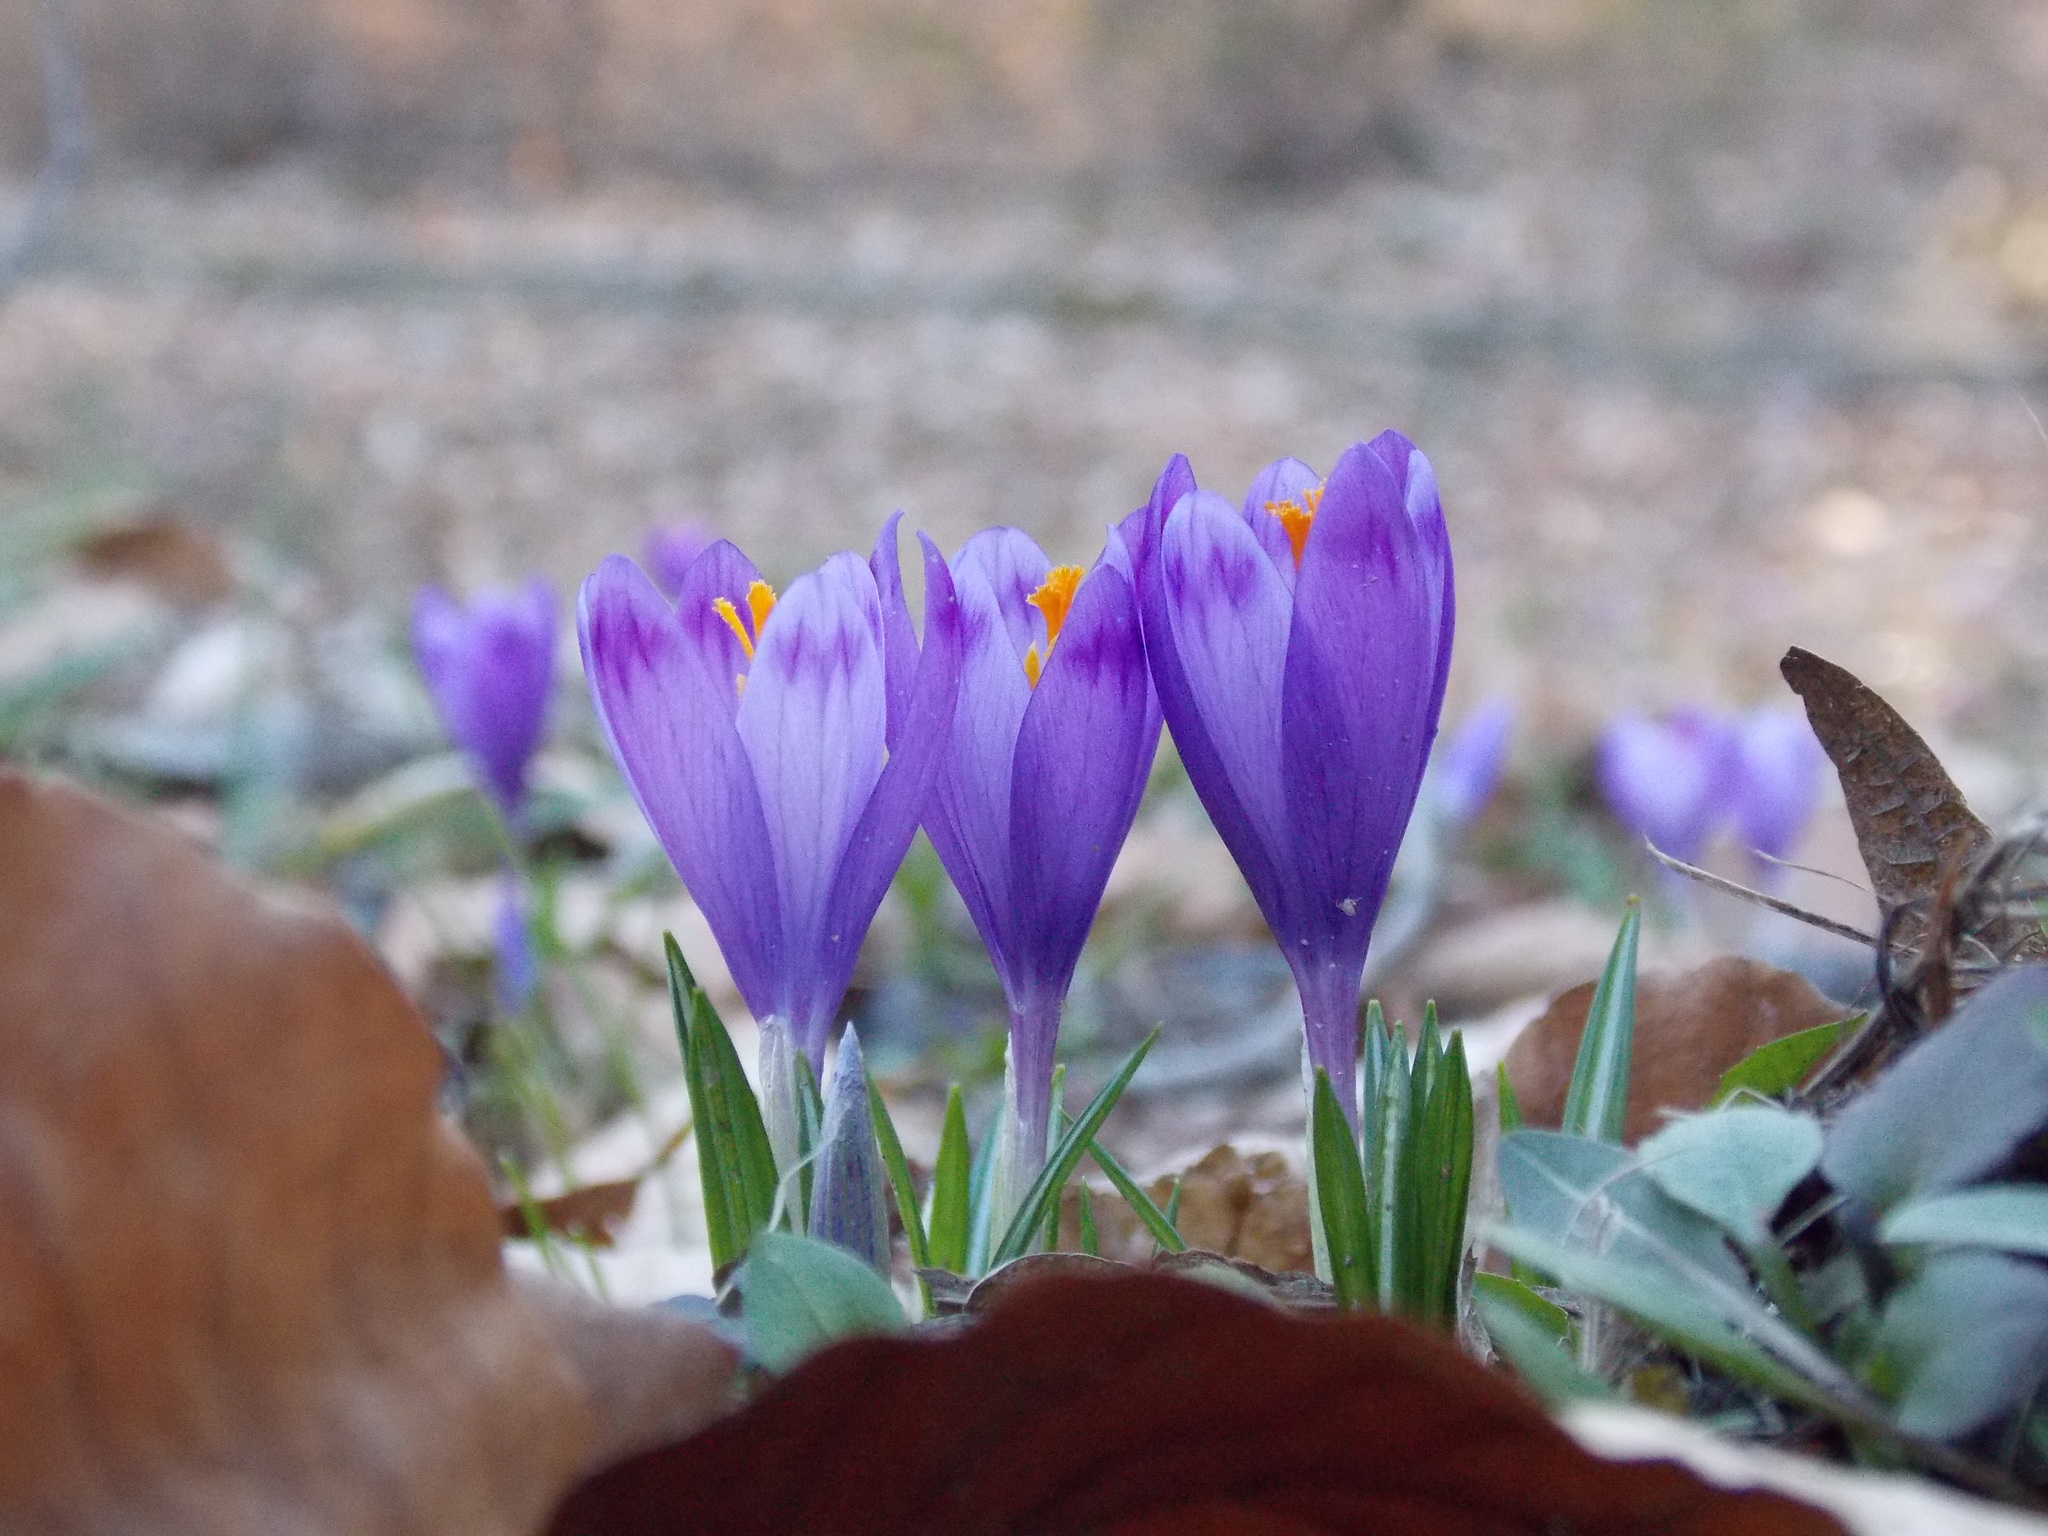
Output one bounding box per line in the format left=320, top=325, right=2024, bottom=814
left=1596, top=708, right=1738, bottom=866
left=412, top=578, right=556, bottom=825
left=896, top=526, right=1159, bottom=1167
left=1133, top=434, right=1454, bottom=1111
left=1432, top=695, right=1516, bottom=827
left=578, top=519, right=963, bottom=1069
left=1730, top=707, right=1826, bottom=871
left=644, top=521, right=715, bottom=598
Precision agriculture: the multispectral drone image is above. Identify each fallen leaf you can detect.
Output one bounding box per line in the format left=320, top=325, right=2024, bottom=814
left=1505, top=957, right=1848, bottom=1143
left=1056, top=1144, right=1314, bottom=1274
left=74, top=511, right=236, bottom=606
left=1779, top=649, right=1985, bottom=939
left=0, top=770, right=736, bottom=1533
left=502, top=1177, right=644, bottom=1247
left=548, top=1270, right=1844, bottom=1535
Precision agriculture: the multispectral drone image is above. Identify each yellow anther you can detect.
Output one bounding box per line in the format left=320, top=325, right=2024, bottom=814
left=712, top=579, right=779, bottom=659
left=1022, top=565, right=1085, bottom=688
left=1265, top=485, right=1323, bottom=567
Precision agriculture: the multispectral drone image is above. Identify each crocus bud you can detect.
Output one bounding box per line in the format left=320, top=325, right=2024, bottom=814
left=1730, top=707, right=1826, bottom=872
left=643, top=522, right=715, bottom=598
left=1431, top=696, right=1515, bottom=827
left=807, top=1028, right=891, bottom=1274
left=1596, top=708, right=1736, bottom=866
left=411, top=579, right=556, bottom=826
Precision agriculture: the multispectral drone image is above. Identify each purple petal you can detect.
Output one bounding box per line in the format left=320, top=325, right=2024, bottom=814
left=1433, top=695, right=1516, bottom=825
left=1280, top=440, right=1449, bottom=1073
left=1006, top=562, right=1156, bottom=1095
left=921, top=530, right=1044, bottom=995
left=492, top=874, right=538, bottom=1014
left=736, top=552, right=889, bottom=1043
left=669, top=540, right=766, bottom=724
left=1731, top=708, right=1826, bottom=864
left=1158, top=490, right=1293, bottom=855
left=579, top=555, right=783, bottom=1022
left=643, top=521, right=715, bottom=598
left=869, top=512, right=918, bottom=746
left=1138, top=493, right=1292, bottom=950
left=802, top=533, right=965, bottom=1063
left=411, top=578, right=556, bottom=822
left=1241, top=456, right=1321, bottom=588
left=1597, top=709, right=1738, bottom=866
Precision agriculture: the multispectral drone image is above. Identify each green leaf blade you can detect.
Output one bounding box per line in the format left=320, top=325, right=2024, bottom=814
left=1562, top=900, right=1641, bottom=1144
left=926, top=1085, right=972, bottom=1274
left=1312, top=1067, right=1374, bottom=1310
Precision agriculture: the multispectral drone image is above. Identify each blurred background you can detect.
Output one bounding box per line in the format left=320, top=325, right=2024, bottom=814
left=4, top=0, right=2048, bottom=1288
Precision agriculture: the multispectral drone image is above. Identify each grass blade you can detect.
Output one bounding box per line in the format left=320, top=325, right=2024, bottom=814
left=989, top=1027, right=1160, bottom=1267
left=926, top=1085, right=971, bottom=1274
left=1313, top=1067, right=1374, bottom=1309
left=665, top=933, right=777, bottom=1269
left=864, top=1065, right=931, bottom=1316
left=1085, top=1134, right=1186, bottom=1254
left=1497, top=1061, right=1524, bottom=1132
left=1562, top=899, right=1641, bottom=1144
left=964, top=1106, right=1000, bottom=1275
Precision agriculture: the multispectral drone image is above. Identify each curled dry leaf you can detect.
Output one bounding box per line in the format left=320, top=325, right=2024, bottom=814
left=1778, top=648, right=2015, bottom=949
left=1505, top=956, right=1848, bottom=1143
left=501, top=1178, right=643, bottom=1247
left=0, top=771, right=736, bottom=1535
left=549, top=1270, right=1843, bottom=1536
left=1056, top=1143, right=1313, bottom=1275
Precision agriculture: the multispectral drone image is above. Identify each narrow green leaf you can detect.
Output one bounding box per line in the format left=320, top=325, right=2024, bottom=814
left=1711, top=1016, right=1854, bottom=1105
left=739, top=1230, right=906, bottom=1373
left=865, top=1068, right=930, bottom=1271
left=665, top=933, right=776, bottom=1269
left=1163, top=1175, right=1184, bottom=1231
left=1562, top=899, right=1641, bottom=1144
left=1042, top=1063, right=1066, bottom=1253
left=964, top=1108, right=1000, bottom=1276
left=1368, top=1034, right=1408, bottom=1313
left=1312, top=1067, right=1374, bottom=1310
left=1085, top=1134, right=1186, bottom=1254
left=926, top=1084, right=971, bottom=1274
left=1473, top=1273, right=1612, bottom=1406
left=990, top=1027, right=1161, bottom=1267
left=1077, top=1184, right=1099, bottom=1256
left=1497, top=1062, right=1525, bottom=1132
left=1415, top=1029, right=1474, bottom=1325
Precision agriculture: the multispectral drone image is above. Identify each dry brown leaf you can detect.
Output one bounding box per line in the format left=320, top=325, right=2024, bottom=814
left=73, top=512, right=236, bottom=606
left=0, top=770, right=736, bottom=1534
left=501, top=1178, right=643, bottom=1247
left=1505, top=956, right=1848, bottom=1142
left=1055, top=1144, right=1313, bottom=1274
left=549, top=1270, right=1845, bottom=1536
left=1779, top=648, right=1987, bottom=933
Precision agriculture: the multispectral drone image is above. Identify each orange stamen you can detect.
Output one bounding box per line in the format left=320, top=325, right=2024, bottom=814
left=1022, top=565, right=1086, bottom=688
left=712, top=579, right=779, bottom=659
left=1265, top=485, right=1323, bottom=567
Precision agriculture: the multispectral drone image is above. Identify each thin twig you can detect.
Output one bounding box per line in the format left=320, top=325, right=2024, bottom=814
left=1646, top=841, right=1883, bottom=949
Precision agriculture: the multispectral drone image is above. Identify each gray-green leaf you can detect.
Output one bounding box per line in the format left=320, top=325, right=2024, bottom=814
left=738, top=1230, right=907, bottom=1374
left=1636, top=1105, right=1823, bottom=1247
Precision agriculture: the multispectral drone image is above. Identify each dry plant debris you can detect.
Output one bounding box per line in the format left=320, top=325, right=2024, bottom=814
left=549, top=1269, right=1844, bottom=1536
left=1505, top=957, right=1848, bottom=1143
left=0, top=770, right=736, bottom=1535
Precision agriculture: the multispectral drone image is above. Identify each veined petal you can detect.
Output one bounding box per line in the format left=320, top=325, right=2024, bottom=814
left=1370, top=431, right=1456, bottom=733
left=578, top=555, right=782, bottom=1019
left=736, top=552, right=889, bottom=1039
left=803, top=534, right=964, bottom=1062
left=670, top=539, right=766, bottom=724
left=921, top=530, right=1042, bottom=992
left=1242, top=456, right=1321, bottom=589
left=1281, top=440, right=1452, bottom=1068
left=870, top=512, right=918, bottom=746
left=1159, top=490, right=1293, bottom=860
left=1008, top=562, right=1156, bottom=1010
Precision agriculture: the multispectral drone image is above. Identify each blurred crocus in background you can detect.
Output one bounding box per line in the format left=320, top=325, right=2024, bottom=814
left=411, top=578, right=557, bottom=828
left=1136, top=433, right=1454, bottom=1115
left=578, top=518, right=963, bottom=1093
left=643, top=520, right=715, bottom=599
left=904, top=523, right=1159, bottom=1192
left=412, top=578, right=557, bottom=1014
left=1429, top=695, right=1515, bottom=827
left=1730, top=707, right=1827, bottom=879
left=1596, top=707, right=1737, bottom=868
